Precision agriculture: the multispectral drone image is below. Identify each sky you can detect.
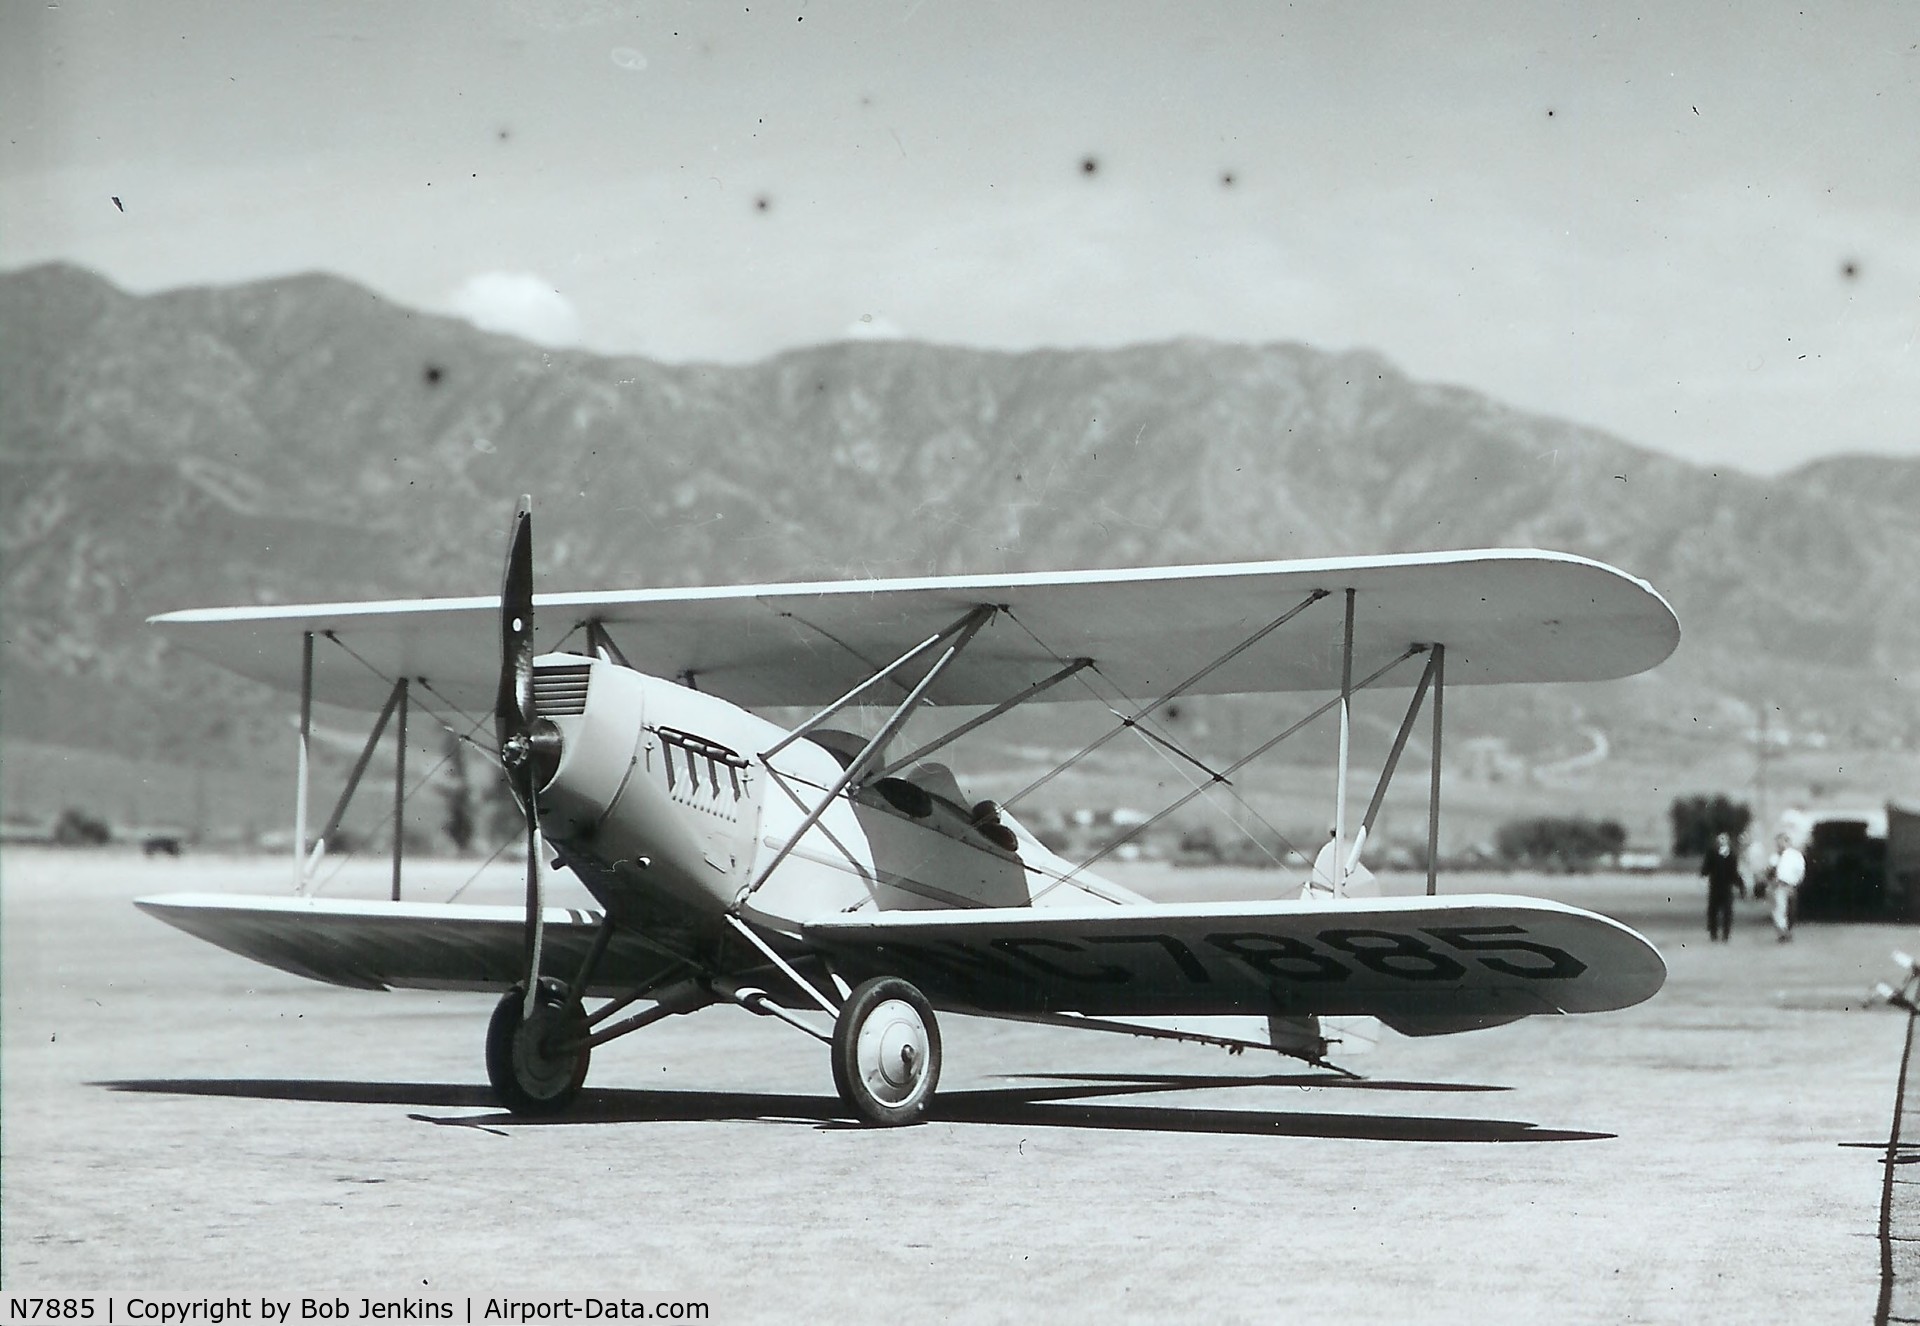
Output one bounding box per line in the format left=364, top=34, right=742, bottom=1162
left=3, top=0, right=1917, bottom=475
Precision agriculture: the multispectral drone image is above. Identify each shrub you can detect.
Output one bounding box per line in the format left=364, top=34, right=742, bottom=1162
left=1495, top=815, right=1627, bottom=871
left=52, top=807, right=112, bottom=846
left=1669, top=794, right=1752, bottom=858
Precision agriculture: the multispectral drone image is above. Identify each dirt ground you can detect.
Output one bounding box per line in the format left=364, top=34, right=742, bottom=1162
left=1, top=848, right=1907, bottom=1322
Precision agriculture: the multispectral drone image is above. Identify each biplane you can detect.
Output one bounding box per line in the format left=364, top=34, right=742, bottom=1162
left=139, top=504, right=1677, bottom=1125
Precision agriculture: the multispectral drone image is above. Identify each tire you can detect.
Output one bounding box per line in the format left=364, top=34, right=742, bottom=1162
left=486, top=977, right=590, bottom=1116
left=831, top=977, right=941, bottom=1126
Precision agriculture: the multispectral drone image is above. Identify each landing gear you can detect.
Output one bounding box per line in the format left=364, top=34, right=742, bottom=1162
left=831, top=977, right=941, bottom=1126
left=486, top=977, right=591, bottom=1115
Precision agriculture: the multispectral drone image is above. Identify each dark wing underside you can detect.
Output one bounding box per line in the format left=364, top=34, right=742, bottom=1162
left=803, top=894, right=1667, bottom=1033
left=140, top=890, right=1665, bottom=1040
left=136, top=894, right=679, bottom=996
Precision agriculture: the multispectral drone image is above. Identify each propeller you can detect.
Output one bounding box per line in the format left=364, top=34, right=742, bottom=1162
left=495, top=496, right=546, bottom=1016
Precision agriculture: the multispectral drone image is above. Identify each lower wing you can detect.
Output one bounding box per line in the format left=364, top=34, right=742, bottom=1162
left=135, top=893, right=679, bottom=995
left=140, top=890, right=1666, bottom=1041
left=803, top=893, right=1665, bottom=1035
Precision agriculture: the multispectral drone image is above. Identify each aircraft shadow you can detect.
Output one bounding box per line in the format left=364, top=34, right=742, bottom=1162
left=998, top=1070, right=1512, bottom=1093
left=101, top=1074, right=1604, bottom=1143
left=104, top=1078, right=500, bottom=1108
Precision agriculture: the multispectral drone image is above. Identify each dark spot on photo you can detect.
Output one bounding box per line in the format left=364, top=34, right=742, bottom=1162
left=1080, top=156, right=1100, bottom=176
left=423, top=364, right=445, bottom=386
left=1841, top=259, right=1860, bottom=280
left=754, top=195, right=772, bottom=212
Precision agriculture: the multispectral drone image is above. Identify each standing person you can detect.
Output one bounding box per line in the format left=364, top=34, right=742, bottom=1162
left=1700, top=831, right=1743, bottom=941
left=1770, top=832, right=1806, bottom=942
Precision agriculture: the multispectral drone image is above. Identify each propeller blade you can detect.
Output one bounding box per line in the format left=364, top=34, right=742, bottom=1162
left=524, top=792, right=546, bottom=1016
left=496, top=497, right=536, bottom=757
left=492, top=496, right=546, bottom=1010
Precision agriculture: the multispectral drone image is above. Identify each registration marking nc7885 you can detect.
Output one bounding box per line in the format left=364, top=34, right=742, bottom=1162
left=880, top=923, right=1589, bottom=986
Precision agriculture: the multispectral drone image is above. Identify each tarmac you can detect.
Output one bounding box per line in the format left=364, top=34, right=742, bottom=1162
left=2, top=848, right=1911, bottom=1322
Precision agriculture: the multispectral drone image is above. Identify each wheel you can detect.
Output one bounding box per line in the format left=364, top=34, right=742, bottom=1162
left=831, top=977, right=941, bottom=1126
left=486, top=977, right=590, bottom=1115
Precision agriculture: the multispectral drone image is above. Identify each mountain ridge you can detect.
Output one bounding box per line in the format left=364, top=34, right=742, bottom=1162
left=3, top=262, right=1914, bottom=837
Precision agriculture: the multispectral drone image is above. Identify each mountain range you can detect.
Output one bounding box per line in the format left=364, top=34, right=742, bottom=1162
left=3, top=261, right=1914, bottom=842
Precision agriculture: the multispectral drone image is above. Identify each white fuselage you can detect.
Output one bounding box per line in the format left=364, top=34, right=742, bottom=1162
left=527, top=655, right=1141, bottom=943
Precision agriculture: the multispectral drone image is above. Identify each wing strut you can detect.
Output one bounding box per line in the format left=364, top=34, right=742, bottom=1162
left=1325, top=637, right=1450, bottom=896
left=1033, top=644, right=1426, bottom=901
left=294, top=674, right=411, bottom=893
left=1426, top=643, right=1445, bottom=896
left=760, top=604, right=991, bottom=762
left=869, top=656, right=1093, bottom=782
left=390, top=679, right=408, bottom=902
left=740, top=605, right=996, bottom=907
left=724, top=914, right=840, bottom=1016
left=584, top=619, right=631, bottom=668
left=1343, top=646, right=1443, bottom=879
left=1334, top=589, right=1356, bottom=894
left=294, top=631, right=314, bottom=893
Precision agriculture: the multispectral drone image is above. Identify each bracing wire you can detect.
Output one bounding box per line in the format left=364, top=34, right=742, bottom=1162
left=1029, top=645, right=1423, bottom=901
left=445, top=836, right=517, bottom=903
left=305, top=631, right=511, bottom=894
left=999, top=605, right=1307, bottom=872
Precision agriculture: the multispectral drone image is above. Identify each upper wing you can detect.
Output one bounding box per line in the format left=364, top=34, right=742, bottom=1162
left=136, top=894, right=678, bottom=995
left=802, top=894, right=1666, bottom=1034
left=150, top=548, right=1678, bottom=712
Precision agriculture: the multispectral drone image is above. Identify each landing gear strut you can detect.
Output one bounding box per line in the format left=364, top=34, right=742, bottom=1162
left=831, top=977, right=941, bottom=1126
left=486, top=977, right=590, bottom=1115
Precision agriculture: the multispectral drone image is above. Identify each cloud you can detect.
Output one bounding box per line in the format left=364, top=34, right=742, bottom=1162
left=447, top=272, right=582, bottom=346
left=843, top=312, right=907, bottom=341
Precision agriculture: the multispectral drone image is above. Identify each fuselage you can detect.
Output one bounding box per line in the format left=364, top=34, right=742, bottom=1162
left=527, top=654, right=1142, bottom=947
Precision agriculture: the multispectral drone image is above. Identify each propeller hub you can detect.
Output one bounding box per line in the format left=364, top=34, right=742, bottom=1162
left=502, top=719, right=564, bottom=788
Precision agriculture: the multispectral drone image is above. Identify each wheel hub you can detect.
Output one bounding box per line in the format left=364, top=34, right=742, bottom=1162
left=857, top=998, right=930, bottom=1104
left=511, top=998, right=584, bottom=1100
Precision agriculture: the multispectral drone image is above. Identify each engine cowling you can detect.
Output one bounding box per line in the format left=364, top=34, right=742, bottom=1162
left=528, top=655, right=771, bottom=918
